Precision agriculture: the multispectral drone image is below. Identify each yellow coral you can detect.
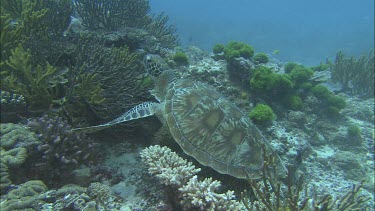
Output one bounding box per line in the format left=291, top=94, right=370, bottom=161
left=2, top=44, right=59, bottom=110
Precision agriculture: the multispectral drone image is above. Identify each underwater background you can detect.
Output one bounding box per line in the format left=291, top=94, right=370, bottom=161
left=150, top=0, right=374, bottom=65
left=0, top=0, right=374, bottom=210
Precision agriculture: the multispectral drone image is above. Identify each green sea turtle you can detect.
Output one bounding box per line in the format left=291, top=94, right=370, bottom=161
left=73, top=54, right=287, bottom=179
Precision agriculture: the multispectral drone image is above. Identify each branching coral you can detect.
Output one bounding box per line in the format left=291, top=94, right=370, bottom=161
left=0, top=14, right=24, bottom=59
left=140, top=145, right=201, bottom=186
left=140, top=145, right=246, bottom=210
left=62, top=38, right=150, bottom=126
left=27, top=114, right=99, bottom=166
left=25, top=114, right=101, bottom=186
left=332, top=50, right=374, bottom=96
left=241, top=146, right=372, bottom=211
left=145, top=12, right=179, bottom=48
left=1, top=44, right=66, bottom=111
left=179, top=175, right=245, bottom=211
left=73, top=0, right=150, bottom=30
left=1, top=0, right=72, bottom=35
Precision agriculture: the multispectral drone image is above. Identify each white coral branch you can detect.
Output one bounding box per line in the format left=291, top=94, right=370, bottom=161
left=140, top=145, right=245, bottom=210
left=140, top=145, right=200, bottom=186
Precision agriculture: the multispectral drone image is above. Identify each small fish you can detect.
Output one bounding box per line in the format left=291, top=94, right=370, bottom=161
left=272, top=49, right=280, bottom=55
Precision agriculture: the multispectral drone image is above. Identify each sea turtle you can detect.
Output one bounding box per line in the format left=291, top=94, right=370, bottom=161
left=73, top=54, right=287, bottom=179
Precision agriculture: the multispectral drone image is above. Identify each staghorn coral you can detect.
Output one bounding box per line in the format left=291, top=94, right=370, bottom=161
left=179, top=175, right=245, bottom=211
left=140, top=145, right=245, bottom=210
left=140, top=145, right=201, bottom=186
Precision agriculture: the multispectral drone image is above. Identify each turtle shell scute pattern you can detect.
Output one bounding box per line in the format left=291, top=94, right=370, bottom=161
left=164, top=79, right=271, bottom=179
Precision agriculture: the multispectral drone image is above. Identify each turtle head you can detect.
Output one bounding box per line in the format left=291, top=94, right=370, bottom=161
left=143, top=54, right=167, bottom=78
left=143, top=54, right=176, bottom=101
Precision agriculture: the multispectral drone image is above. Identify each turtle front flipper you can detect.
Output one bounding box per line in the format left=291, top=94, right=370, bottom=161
left=72, top=102, right=160, bottom=133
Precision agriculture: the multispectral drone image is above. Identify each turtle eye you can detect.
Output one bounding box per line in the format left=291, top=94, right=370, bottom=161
left=146, top=56, right=152, bottom=63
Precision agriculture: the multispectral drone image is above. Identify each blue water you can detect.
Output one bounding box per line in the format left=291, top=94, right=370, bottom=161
left=150, top=0, right=374, bottom=65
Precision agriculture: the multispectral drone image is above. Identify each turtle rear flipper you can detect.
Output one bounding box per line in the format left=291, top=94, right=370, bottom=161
left=72, top=102, right=159, bottom=133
